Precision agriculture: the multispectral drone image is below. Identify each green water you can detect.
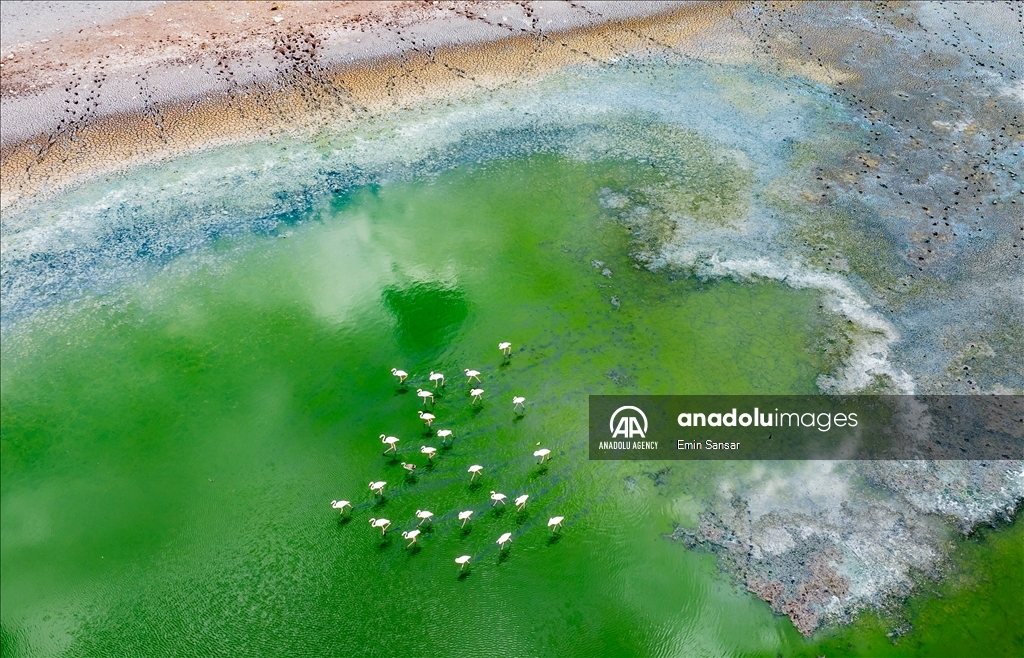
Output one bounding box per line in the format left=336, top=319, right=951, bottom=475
left=1, top=156, right=1019, bottom=657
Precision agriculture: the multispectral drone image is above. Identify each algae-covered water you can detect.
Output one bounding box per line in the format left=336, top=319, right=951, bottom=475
left=1, top=155, right=1020, bottom=657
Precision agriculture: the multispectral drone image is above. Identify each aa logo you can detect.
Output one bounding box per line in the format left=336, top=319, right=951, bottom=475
left=610, top=406, right=648, bottom=439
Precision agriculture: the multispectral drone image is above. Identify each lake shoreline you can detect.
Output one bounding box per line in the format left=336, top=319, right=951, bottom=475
left=0, top=1, right=736, bottom=210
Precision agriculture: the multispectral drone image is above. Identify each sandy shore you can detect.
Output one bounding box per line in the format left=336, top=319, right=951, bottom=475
left=0, top=1, right=744, bottom=209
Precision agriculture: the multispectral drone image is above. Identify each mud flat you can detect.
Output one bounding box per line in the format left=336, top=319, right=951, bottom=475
left=0, top=0, right=714, bottom=208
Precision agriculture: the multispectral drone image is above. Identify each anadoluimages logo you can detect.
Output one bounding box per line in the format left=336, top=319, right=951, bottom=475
left=609, top=405, right=648, bottom=439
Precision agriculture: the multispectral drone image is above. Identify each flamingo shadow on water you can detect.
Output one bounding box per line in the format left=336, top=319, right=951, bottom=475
left=338, top=516, right=353, bottom=526
left=378, top=536, right=393, bottom=550
left=372, top=498, right=388, bottom=510
left=491, top=506, right=507, bottom=518
left=407, top=544, right=423, bottom=556
left=497, top=549, right=512, bottom=564
left=547, top=533, right=563, bottom=546
left=527, top=464, right=550, bottom=480
left=457, top=570, right=472, bottom=581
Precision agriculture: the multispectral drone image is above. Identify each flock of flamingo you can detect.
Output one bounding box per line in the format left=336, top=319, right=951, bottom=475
left=331, top=341, right=564, bottom=573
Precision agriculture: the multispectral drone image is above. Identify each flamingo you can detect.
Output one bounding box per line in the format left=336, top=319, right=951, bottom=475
left=513, top=396, right=526, bottom=412
left=499, top=341, right=512, bottom=356
left=468, top=465, right=483, bottom=481
left=420, top=446, right=437, bottom=461
left=418, top=410, right=435, bottom=427
left=514, top=494, right=529, bottom=511
left=417, top=388, right=435, bottom=405
left=330, top=500, right=352, bottom=514
left=401, top=529, right=420, bottom=547
left=429, top=371, right=445, bottom=388
left=415, top=510, right=434, bottom=526
left=548, top=516, right=564, bottom=532
left=369, top=517, right=391, bottom=535
left=470, top=388, right=484, bottom=404
left=534, top=448, right=551, bottom=463
left=436, top=429, right=453, bottom=445
left=496, top=532, right=513, bottom=549
left=391, top=368, right=408, bottom=384
left=464, top=368, right=481, bottom=383
left=401, top=462, right=417, bottom=473
left=458, top=510, right=474, bottom=527
left=490, top=491, right=506, bottom=506
left=455, top=555, right=471, bottom=571
left=369, top=481, right=387, bottom=496
left=380, top=434, right=400, bottom=454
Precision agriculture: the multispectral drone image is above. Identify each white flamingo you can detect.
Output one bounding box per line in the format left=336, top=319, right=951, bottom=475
left=513, top=396, right=526, bottom=412
left=330, top=500, right=352, bottom=514
left=514, top=494, right=529, bottom=511
left=490, top=491, right=506, bottom=506
left=391, top=368, right=408, bottom=384
left=417, top=388, right=435, bottom=405
left=464, top=368, right=481, bottom=383
left=401, top=462, right=417, bottom=473
left=458, top=510, right=474, bottom=527
left=436, top=429, right=453, bottom=445
left=429, top=371, right=445, bottom=388
left=369, top=481, right=387, bottom=496
left=470, top=388, right=484, bottom=404
left=534, top=448, right=551, bottom=463
left=380, top=434, right=399, bottom=454
left=420, top=446, right=437, bottom=461
left=418, top=410, right=435, bottom=427
left=415, top=510, right=434, bottom=526
left=455, top=555, right=471, bottom=571
left=468, top=465, right=483, bottom=480
left=548, top=516, right=564, bottom=532
left=401, top=529, right=420, bottom=547
left=369, top=517, right=391, bottom=535
left=499, top=341, right=512, bottom=356
left=496, top=532, right=513, bottom=549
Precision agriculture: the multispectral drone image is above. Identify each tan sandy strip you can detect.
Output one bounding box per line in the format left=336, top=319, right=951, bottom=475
left=1, top=2, right=758, bottom=210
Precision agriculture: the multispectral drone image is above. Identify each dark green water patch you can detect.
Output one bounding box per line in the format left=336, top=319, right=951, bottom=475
left=382, top=282, right=470, bottom=360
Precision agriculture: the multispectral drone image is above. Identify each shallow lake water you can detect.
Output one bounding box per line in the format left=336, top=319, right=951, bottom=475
left=1, top=155, right=1020, bottom=657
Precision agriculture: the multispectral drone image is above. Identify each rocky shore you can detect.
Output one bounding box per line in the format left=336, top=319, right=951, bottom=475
left=668, top=459, right=1022, bottom=636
